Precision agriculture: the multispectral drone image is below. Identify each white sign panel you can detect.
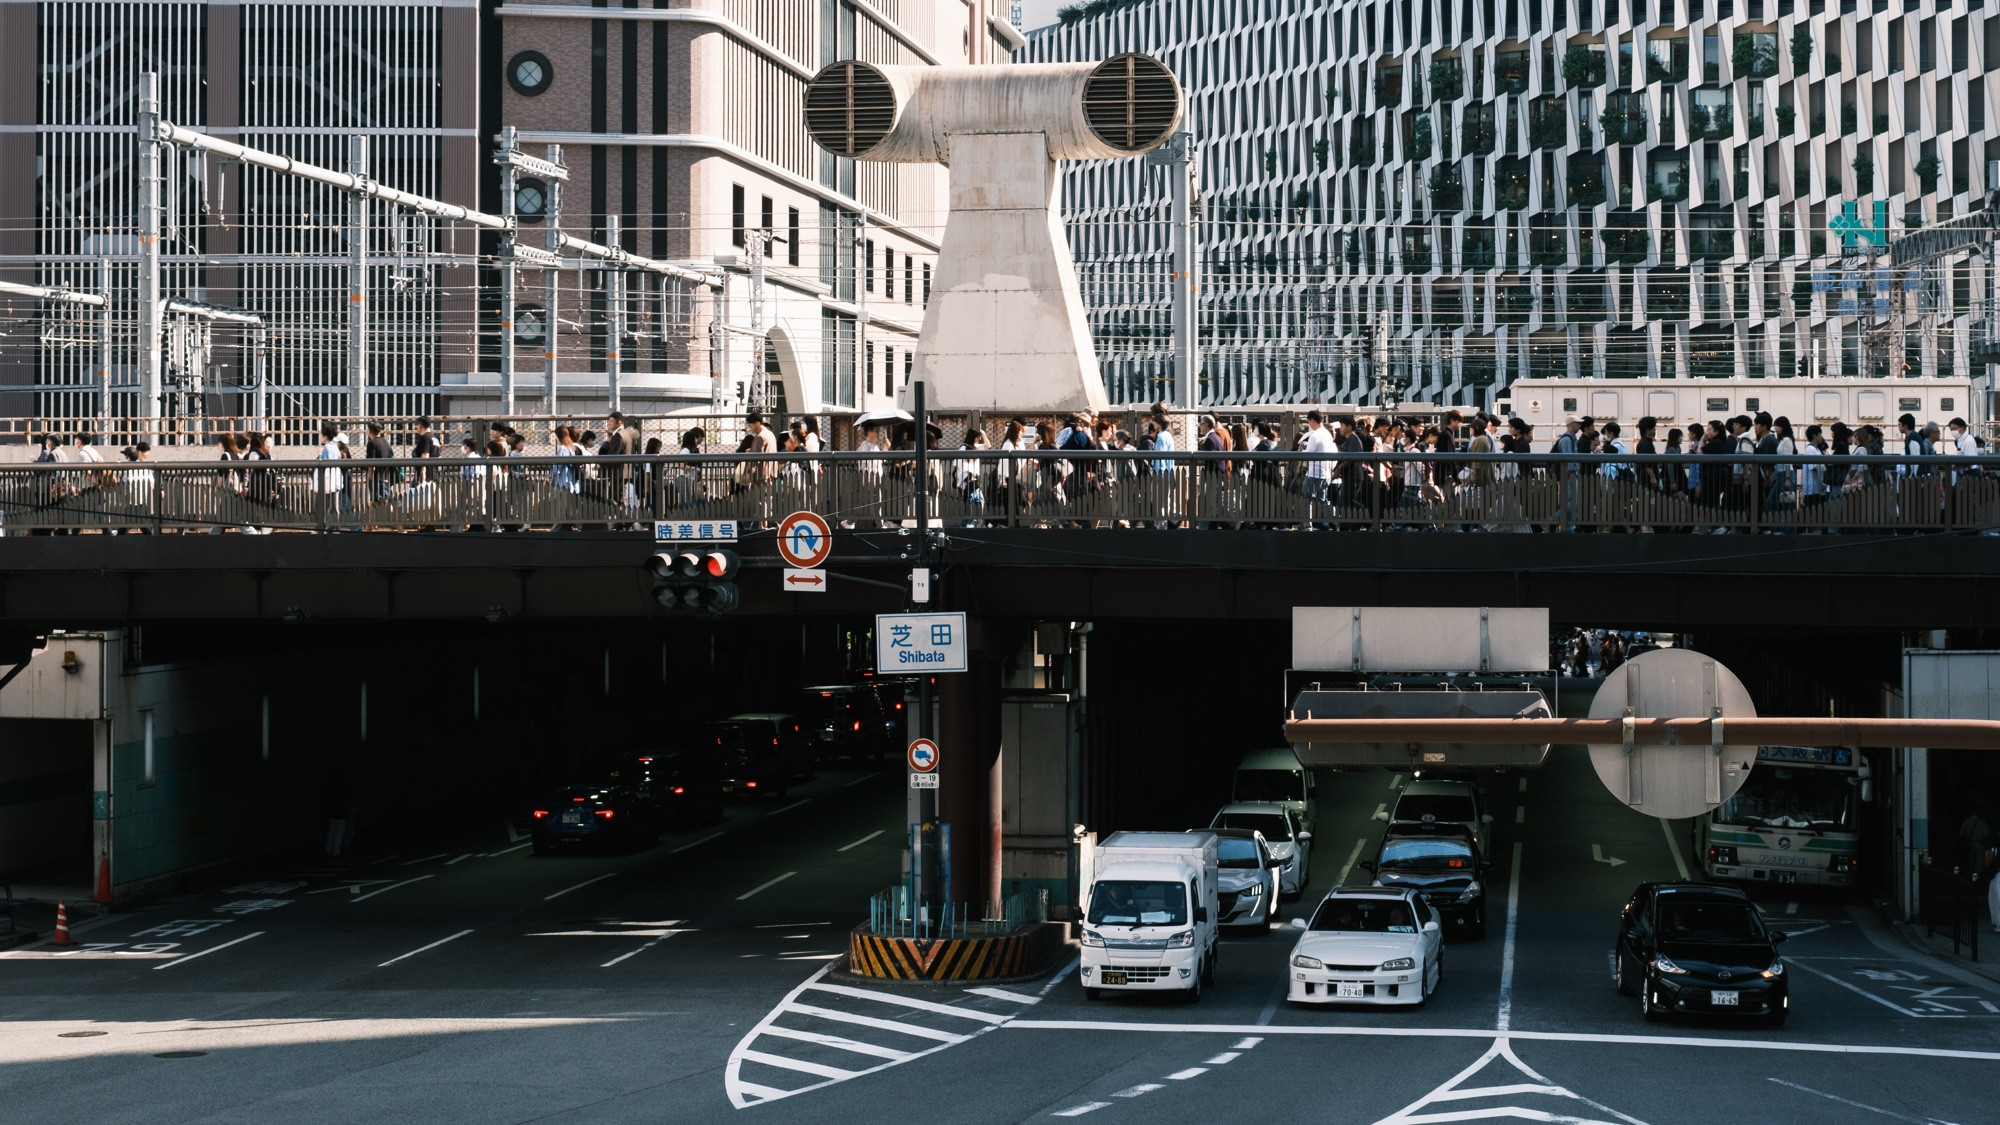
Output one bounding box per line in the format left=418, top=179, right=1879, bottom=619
left=1292, top=606, right=1550, bottom=673
left=653, top=519, right=739, bottom=543
left=876, top=611, right=968, bottom=673
left=909, top=772, right=940, bottom=790
left=782, top=569, right=827, bottom=592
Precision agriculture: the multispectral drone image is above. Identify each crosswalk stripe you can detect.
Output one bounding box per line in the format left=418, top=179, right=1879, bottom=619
left=736, top=1049, right=860, bottom=1081
left=730, top=1079, right=797, bottom=1104
left=758, top=1025, right=916, bottom=1060
left=808, top=981, right=1012, bottom=1022
left=966, top=986, right=1041, bottom=1004
left=783, top=1003, right=969, bottom=1042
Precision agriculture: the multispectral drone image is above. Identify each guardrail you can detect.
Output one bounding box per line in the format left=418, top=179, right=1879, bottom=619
left=865, top=885, right=1050, bottom=940
left=0, top=450, right=1995, bottom=534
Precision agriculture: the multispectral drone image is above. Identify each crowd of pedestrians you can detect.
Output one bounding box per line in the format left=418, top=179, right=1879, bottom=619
left=12, top=403, right=1994, bottom=535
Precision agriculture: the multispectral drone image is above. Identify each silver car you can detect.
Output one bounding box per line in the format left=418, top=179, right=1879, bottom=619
left=1211, top=803, right=1312, bottom=898
left=1205, top=827, right=1283, bottom=930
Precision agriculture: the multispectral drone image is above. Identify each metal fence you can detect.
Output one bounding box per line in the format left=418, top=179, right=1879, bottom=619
left=865, top=884, right=1050, bottom=940
left=2, top=451, right=1997, bottom=535
left=1919, top=860, right=1984, bottom=962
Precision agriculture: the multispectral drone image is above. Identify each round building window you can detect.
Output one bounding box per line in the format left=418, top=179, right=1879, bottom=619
left=515, top=178, right=548, bottom=221
left=507, top=50, right=553, bottom=96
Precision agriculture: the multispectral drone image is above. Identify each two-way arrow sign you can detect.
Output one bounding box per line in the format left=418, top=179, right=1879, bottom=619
left=783, top=568, right=826, bottom=592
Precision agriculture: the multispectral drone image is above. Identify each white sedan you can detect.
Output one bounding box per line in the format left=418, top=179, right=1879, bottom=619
left=1287, top=888, right=1443, bottom=1006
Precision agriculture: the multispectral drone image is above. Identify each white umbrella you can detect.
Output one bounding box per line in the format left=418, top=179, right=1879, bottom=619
left=854, top=408, right=914, bottom=428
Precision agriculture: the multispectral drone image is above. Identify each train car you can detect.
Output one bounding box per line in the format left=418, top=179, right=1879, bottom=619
left=1494, top=378, right=1980, bottom=451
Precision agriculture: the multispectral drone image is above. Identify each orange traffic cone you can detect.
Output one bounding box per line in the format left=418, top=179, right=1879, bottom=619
left=92, top=855, right=112, bottom=905
left=52, top=900, right=72, bottom=947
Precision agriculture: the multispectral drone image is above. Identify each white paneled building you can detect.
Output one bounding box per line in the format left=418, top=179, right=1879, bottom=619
left=1024, top=0, right=2000, bottom=408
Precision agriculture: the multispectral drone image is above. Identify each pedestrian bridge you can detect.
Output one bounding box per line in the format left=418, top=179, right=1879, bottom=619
left=0, top=450, right=1993, bottom=629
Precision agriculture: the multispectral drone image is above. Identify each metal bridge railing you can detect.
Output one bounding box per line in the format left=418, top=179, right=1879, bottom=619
left=0, top=451, right=1995, bottom=535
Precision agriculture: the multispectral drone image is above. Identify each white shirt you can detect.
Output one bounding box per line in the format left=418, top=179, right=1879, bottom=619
left=1954, top=429, right=1979, bottom=456
left=1800, top=443, right=1826, bottom=495
left=1302, top=426, right=1337, bottom=480
left=316, top=440, right=345, bottom=493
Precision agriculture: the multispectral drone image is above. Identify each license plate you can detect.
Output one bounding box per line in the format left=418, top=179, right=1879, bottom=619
left=561, top=811, right=583, bottom=824
left=1101, top=971, right=1127, bottom=986
left=1773, top=872, right=1797, bottom=884
left=1711, top=990, right=1739, bottom=1006
left=1337, top=982, right=1365, bottom=999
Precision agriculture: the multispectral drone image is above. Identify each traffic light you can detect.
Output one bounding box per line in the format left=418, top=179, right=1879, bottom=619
left=648, top=549, right=740, bottom=614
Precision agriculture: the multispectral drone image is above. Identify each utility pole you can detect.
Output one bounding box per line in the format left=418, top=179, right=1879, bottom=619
left=855, top=211, right=869, bottom=407
left=346, top=135, right=370, bottom=420
left=543, top=145, right=565, bottom=416
left=709, top=281, right=729, bottom=411
left=137, top=72, right=164, bottom=437
left=497, top=127, right=520, bottom=415
left=1147, top=130, right=1199, bottom=411
left=606, top=214, right=624, bottom=412
left=97, top=258, right=112, bottom=434
left=749, top=224, right=766, bottom=413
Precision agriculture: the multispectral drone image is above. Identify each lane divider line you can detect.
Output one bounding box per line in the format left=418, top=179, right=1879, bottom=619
left=400, top=852, right=450, bottom=866
left=155, top=931, right=264, bottom=970
left=1660, top=817, right=1691, bottom=880
left=1113, top=1084, right=1163, bottom=1098
left=544, top=873, right=616, bottom=901
left=1165, top=1067, right=1207, bottom=1080
left=1232, top=1036, right=1263, bottom=1049
left=1053, top=1103, right=1110, bottom=1117
left=352, top=875, right=434, bottom=903
left=1496, top=840, right=1523, bottom=1032
left=1518, top=777, right=1528, bottom=792
left=738, top=871, right=798, bottom=901
left=1336, top=838, right=1368, bottom=886
left=602, top=930, right=681, bottom=968
left=379, top=928, right=474, bottom=967
left=1203, top=1051, right=1240, bottom=1065
left=767, top=800, right=812, bottom=817
left=845, top=772, right=882, bottom=787
left=1515, top=806, right=1526, bottom=824
left=838, top=829, right=886, bottom=852
left=445, top=854, right=474, bottom=866
left=487, top=841, right=534, bottom=857
left=670, top=832, right=725, bottom=854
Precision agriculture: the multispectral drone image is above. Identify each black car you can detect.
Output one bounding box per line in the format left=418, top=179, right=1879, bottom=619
left=797, top=684, right=894, bottom=762
left=607, top=749, right=722, bottom=827
left=531, top=783, right=659, bottom=854
left=710, top=712, right=815, bottom=798
left=1362, top=823, right=1489, bottom=939
left=1612, top=881, right=1789, bottom=1025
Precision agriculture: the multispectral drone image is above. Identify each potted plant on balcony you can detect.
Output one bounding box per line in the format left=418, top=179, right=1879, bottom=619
left=1412, top=117, right=1434, bottom=159
left=1775, top=104, right=1795, bottom=134
left=1852, top=154, right=1874, bottom=194
left=1790, top=27, right=1812, bottom=74
left=1562, top=45, right=1605, bottom=88
left=1428, top=59, right=1463, bottom=100
left=1916, top=154, right=1943, bottom=193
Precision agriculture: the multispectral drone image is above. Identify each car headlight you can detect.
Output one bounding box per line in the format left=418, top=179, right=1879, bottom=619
left=1079, top=929, right=1104, bottom=947
left=1761, top=960, right=1785, bottom=979
left=1653, top=955, right=1688, bottom=975
left=1292, top=954, right=1323, bottom=970
left=1167, top=930, right=1195, bottom=948
left=1457, top=882, right=1483, bottom=903
left=1240, top=883, right=1265, bottom=897
left=1378, top=957, right=1416, bottom=971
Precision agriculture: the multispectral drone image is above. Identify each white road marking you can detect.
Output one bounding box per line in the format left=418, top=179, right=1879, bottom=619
left=602, top=929, right=681, bottom=968
left=737, top=1049, right=856, bottom=1081
left=1232, top=1036, right=1263, bottom=1049
left=1784, top=959, right=1938, bottom=1018
left=1515, top=807, right=1525, bottom=824
left=756, top=922, right=831, bottom=929
left=1369, top=1037, right=1651, bottom=1125
left=1003, top=1021, right=2000, bottom=1061
left=845, top=772, right=882, bottom=787
left=1660, top=818, right=1690, bottom=880
left=1389, top=775, right=1402, bottom=790
left=670, top=831, right=725, bottom=854
left=1113, top=1084, right=1163, bottom=1098
left=1203, top=1051, right=1240, bottom=1065
left=400, top=853, right=450, bottom=866
left=351, top=875, right=434, bottom=902
left=1591, top=844, right=1626, bottom=867
left=966, top=986, right=1041, bottom=1004
left=487, top=841, right=534, bottom=856
left=785, top=1004, right=966, bottom=1041
left=738, top=872, right=798, bottom=901
left=445, top=854, right=475, bottom=866
left=154, top=931, right=264, bottom=971
left=767, top=800, right=811, bottom=817
left=808, top=982, right=1012, bottom=1022
left=378, top=928, right=474, bottom=967
left=543, top=873, right=616, bottom=900
left=777, top=954, right=845, bottom=961
left=1496, top=841, right=1523, bottom=1032
left=1166, top=1067, right=1207, bottom=1080
left=837, top=829, right=887, bottom=852
left=1337, top=838, right=1368, bottom=885
left=1255, top=983, right=1285, bottom=1026
left=1373, top=802, right=1388, bottom=819
left=1053, top=1103, right=1111, bottom=1117
left=757, top=1025, right=914, bottom=1060
left=1518, top=777, right=1528, bottom=792
left=1785, top=901, right=1800, bottom=914
left=1766, top=1078, right=1944, bottom=1124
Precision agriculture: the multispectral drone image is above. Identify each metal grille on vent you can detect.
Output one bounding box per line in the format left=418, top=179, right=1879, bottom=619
left=802, top=61, right=897, bottom=159
left=1082, top=54, right=1180, bottom=152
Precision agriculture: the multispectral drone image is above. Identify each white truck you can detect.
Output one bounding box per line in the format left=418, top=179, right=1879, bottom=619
left=1079, top=831, right=1220, bottom=1003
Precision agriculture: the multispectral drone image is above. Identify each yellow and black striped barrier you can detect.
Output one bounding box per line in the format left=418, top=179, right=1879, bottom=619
left=848, top=921, right=1065, bottom=981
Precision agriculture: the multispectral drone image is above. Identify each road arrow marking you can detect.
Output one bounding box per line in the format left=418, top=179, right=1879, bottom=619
left=1592, top=845, right=1627, bottom=867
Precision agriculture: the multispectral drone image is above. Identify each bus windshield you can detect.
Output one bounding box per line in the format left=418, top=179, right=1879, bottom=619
left=1715, top=766, right=1855, bottom=831
left=1235, top=769, right=1304, bottom=802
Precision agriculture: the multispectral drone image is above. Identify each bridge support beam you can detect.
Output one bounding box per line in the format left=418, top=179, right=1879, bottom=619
left=936, top=618, right=1007, bottom=914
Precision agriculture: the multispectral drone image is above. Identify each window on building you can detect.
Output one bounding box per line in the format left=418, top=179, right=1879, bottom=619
left=760, top=196, right=774, bottom=252
left=922, top=263, right=932, bottom=305
left=507, top=51, right=553, bottom=96
left=731, top=184, right=746, bottom=248
left=788, top=207, right=801, bottom=267
left=904, top=254, right=914, bottom=303
left=864, top=239, right=875, bottom=292
left=903, top=349, right=913, bottom=388
left=866, top=341, right=875, bottom=393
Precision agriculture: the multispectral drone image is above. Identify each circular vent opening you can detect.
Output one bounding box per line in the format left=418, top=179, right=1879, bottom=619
left=1083, top=54, right=1181, bottom=153
left=803, top=61, right=897, bottom=159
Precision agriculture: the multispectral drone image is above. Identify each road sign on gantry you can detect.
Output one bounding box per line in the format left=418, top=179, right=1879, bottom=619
left=776, top=511, right=832, bottom=569
left=1586, top=647, right=1759, bottom=820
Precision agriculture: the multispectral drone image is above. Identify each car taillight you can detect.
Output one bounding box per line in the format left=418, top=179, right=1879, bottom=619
left=572, top=796, right=586, bottom=802
left=772, top=738, right=779, bottom=745
left=532, top=809, right=549, bottom=819
left=746, top=781, right=758, bottom=788
left=853, top=721, right=861, bottom=731
left=672, top=786, right=685, bottom=795
left=595, top=809, right=615, bottom=819
left=895, top=703, right=904, bottom=711
left=637, top=756, right=652, bottom=763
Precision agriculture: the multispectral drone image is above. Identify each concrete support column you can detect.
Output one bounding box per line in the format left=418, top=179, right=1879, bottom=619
left=936, top=620, right=1008, bottom=910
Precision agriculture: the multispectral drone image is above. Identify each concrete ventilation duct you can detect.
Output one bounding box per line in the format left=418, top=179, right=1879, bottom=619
left=1289, top=688, right=1552, bottom=771
left=801, top=55, right=1184, bottom=411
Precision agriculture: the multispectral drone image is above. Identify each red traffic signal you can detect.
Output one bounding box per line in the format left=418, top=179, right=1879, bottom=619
left=646, top=549, right=740, bottom=615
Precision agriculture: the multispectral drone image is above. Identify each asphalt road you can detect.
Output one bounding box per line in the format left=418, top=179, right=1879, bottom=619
left=1, top=751, right=1994, bottom=1125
